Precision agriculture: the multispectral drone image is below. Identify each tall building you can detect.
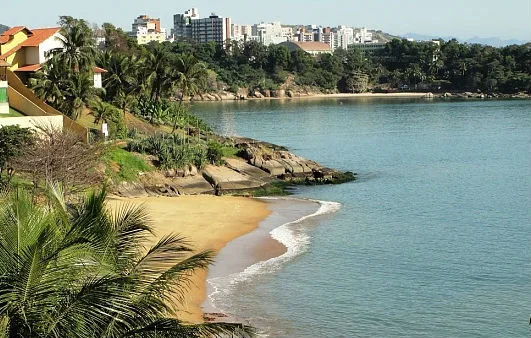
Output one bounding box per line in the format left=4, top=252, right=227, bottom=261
left=250, top=22, right=292, bottom=45
left=130, top=15, right=166, bottom=44
left=171, top=8, right=199, bottom=39
left=172, top=9, right=231, bottom=46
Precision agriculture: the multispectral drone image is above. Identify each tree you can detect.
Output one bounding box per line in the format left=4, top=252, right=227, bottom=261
left=48, top=16, right=96, bottom=74
left=0, top=187, right=254, bottom=337
left=172, top=54, right=208, bottom=134
left=142, top=43, right=174, bottom=102
left=0, top=126, right=34, bottom=169
left=13, top=127, right=103, bottom=195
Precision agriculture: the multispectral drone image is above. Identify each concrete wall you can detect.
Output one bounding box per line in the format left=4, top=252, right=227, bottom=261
left=0, top=115, right=63, bottom=131
left=6, top=70, right=88, bottom=142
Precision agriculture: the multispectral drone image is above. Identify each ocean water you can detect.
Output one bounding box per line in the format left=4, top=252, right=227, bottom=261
left=192, top=98, right=531, bottom=337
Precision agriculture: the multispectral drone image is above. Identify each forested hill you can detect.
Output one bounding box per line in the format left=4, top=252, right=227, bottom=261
left=99, top=25, right=530, bottom=97
left=0, top=24, right=9, bottom=34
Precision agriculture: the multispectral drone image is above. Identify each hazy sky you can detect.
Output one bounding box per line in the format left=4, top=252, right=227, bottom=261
left=4, top=0, right=531, bottom=40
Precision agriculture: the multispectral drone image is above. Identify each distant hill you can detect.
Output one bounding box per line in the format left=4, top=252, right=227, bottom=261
left=0, top=24, right=9, bottom=34
left=401, top=32, right=528, bottom=47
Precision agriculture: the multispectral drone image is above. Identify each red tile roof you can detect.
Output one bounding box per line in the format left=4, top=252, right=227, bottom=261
left=20, top=27, right=61, bottom=47
left=93, top=66, right=107, bottom=73
left=0, top=26, right=31, bottom=44
left=14, top=64, right=43, bottom=72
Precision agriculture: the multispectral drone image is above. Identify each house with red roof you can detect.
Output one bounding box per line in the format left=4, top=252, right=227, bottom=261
left=0, top=26, right=105, bottom=88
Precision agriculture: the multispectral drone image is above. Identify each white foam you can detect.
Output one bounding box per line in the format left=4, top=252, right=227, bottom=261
left=206, top=198, right=341, bottom=313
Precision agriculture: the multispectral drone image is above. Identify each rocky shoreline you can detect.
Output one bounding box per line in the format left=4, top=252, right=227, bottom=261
left=114, top=137, right=355, bottom=198
left=189, top=90, right=530, bottom=102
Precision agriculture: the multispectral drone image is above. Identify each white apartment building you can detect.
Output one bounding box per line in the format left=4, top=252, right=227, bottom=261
left=172, top=9, right=231, bottom=45
left=354, top=28, right=373, bottom=44
left=130, top=15, right=167, bottom=44
left=251, top=22, right=292, bottom=45
left=231, top=24, right=253, bottom=42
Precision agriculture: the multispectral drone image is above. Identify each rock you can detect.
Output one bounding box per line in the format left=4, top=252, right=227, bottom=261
left=165, top=168, right=176, bottom=177
left=271, top=89, right=286, bottom=98
left=261, top=160, right=286, bottom=176
left=253, top=91, right=264, bottom=98
left=202, top=165, right=266, bottom=194
left=424, top=92, right=434, bottom=98
left=262, top=89, right=271, bottom=97
left=444, top=92, right=452, bottom=97
left=286, top=90, right=294, bottom=98
left=171, top=175, right=215, bottom=195
left=115, top=182, right=149, bottom=198
left=189, top=165, right=198, bottom=176
left=464, top=92, right=474, bottom=97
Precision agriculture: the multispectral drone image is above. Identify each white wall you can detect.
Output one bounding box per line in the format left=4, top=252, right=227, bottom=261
left=0, top=115, right=63, bottom=131
left=93, top=73, right=102, bottom=89
left=38, top=32, right=64, bottom=64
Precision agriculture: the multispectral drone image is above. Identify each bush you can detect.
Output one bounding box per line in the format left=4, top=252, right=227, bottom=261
left=127, top=134, right=207, bottom=170
left=206, top=141, right=224, bottom=165
left=0, top=125, right=34, bottom=168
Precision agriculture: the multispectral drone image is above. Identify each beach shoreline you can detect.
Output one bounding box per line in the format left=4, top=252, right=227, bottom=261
left=107, top=195, right=272, bottom=324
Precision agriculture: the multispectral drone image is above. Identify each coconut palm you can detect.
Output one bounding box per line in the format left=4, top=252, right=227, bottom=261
left=61, top=72, right=99, bottom=120
left=171, top=54, right=208, bottom=134
left=142, top=44, right=174, bottom=102
left=102, top=53, right=142, bottom=102
left=48, top=16, right=96, bottom=74
left=29, top=60, right=65, bottom=106
left=0, top=187, right=254, bottom=338
left=174, top=54, right=208, bottom=103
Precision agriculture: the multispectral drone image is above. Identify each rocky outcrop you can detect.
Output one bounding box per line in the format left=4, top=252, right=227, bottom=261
left=233, top=138, right=355, bottom=184
left=114, top=137, right=355, bottom=198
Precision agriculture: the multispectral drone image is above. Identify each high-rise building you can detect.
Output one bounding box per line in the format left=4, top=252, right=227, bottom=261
left=130, top=15, right=166, bottom=44
left=172, top=9, right=231, bottom=46
left=171, top=8, right=199, bottom=39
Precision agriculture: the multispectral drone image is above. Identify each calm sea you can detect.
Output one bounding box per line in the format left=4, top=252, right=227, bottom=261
left=192, top=98, right=531, bottom=337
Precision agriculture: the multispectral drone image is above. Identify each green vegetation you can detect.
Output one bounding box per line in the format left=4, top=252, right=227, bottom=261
left=251, top=181, right=291, bottom=197
left=0, top=125, right=33, bottom=168
left=2, top=108, right=23, bottom=117
left=104, top=146, right=152, bottom=183
left=0, top=187, right=254, bottom=337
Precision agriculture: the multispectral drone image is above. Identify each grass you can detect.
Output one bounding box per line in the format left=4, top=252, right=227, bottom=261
left=103, top=146, right=153, bottom=183
left=0, top=108, right=24, bottom=118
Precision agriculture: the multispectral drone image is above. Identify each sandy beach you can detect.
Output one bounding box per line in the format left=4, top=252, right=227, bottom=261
left=107, top=195, right=272, bottom=323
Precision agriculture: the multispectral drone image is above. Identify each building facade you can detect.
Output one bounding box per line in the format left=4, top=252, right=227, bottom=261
left=172, top=9, right=231, bottom=45
left=130, top=15, right=166, bottom=44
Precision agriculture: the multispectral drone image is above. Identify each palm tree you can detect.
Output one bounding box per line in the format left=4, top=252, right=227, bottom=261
left=174, top=54, right=208, bottom=104
left=171, top=54, right=208, bottom=134
left=61, top=72, right=99, bottom=120
left=142, top=44, right=173, bottom=102
left=0, top=187, right=254, bottom=337
left=89, top=98, right=114, bottom=124
left=48, top=16, right=96, bottom=74
left=29, top=60, right=65, bottom=106
left=102, top=53, right=142, bottom=102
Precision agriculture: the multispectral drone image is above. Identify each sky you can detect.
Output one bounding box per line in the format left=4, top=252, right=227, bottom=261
left=4, top=0, right=531, bottom=41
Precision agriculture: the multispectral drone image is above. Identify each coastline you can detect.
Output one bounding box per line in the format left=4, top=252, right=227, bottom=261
left=106, top=194, right=342, bottom=329
left=106, top=195, right=271, bottom=324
